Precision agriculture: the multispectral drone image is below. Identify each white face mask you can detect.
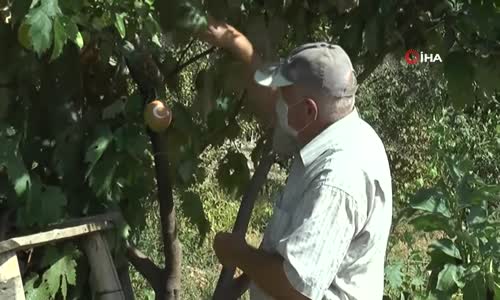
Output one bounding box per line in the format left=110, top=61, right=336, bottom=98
left=275, top=93, right=317, bottom=139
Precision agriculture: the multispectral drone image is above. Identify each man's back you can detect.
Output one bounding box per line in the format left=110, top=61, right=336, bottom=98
left=250, top=110, right=393, bottom=300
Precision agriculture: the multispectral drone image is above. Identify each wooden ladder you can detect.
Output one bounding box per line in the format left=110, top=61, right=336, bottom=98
left=0, top=212, right=129, bottom=300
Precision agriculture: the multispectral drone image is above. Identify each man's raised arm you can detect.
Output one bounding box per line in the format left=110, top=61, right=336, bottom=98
left=197, top=17, right=278, bottom=129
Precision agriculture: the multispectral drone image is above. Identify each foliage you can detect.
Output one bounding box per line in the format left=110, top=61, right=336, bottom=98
left=407, top=156, right=499, bottom=300
left=24, top=244, right=80, bottom=300
left=0, top=0, right=499, bottom=298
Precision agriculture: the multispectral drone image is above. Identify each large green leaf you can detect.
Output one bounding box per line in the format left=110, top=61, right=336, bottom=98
left=50, top=16, right=67, bottom=61
left=26, top=244, right=79, bottom=300
left=114, top=13, right=127, bottom=39
left=410, top=188, right=451, bottom=218
left=17, top=178, right=67, bottom=227
left=444, top=51, right=475, bottom=108
left=429, top=239, right=462, bottom=261
left=25, top=0, right=62, bottom=56
left=436, top=263, right=465, bottom=292
left=25, top=274, right=50, bottom=300
left=409, top=214, right=454, bottom=235
left=43, top=246, right=77, bottom=299
left=427, top=247, right=461, bottom=271
left=26, top=5, right=53, bottom=55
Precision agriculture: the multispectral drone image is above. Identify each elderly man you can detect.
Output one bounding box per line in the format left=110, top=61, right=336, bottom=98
left=199, top=18, right=393, bottom=300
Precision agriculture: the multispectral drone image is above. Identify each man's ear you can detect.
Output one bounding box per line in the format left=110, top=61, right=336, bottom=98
left=305, top=98, right=319, bottom=119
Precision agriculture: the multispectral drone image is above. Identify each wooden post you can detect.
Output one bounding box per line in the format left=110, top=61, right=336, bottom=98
left=82, top=233, right=125, bottom=300
left=0, top=251, right=25, bottom=300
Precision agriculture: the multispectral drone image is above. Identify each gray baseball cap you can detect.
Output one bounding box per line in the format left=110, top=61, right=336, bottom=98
left=254, top=42, right=357, bottom=99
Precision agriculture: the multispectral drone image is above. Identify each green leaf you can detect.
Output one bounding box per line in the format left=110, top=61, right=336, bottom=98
left=84, top=125, right=113, bottom=179
left=18, top=21, right=33, bottom=50
left=429, top=239, right=462, bottom=260
left=26, top=5, right=53, bottom=55
left=25, top=245, right=78, bottom=300
left=467, top=205, right=487, bottom=225
left=180, top=190, right=210, bottom=244
left=50, top=16, right=67, bottom=61
left=385, top=261, right=404, bottom=289
left=25, top=274, right=50, bottom=300
left=436, top=263, right=465, bottom=292
left=444, top=51, right=475, bottom=108
left=24, top=179, right=67, bottom=226
left=427, top=247, right=461, bottom=271
left=463, top=273, right=487, bottom=300
left=0, top=135, right=31, bottom=196
left=40, top=0, right=62, bottom=17
left=88, top=152, right=119, bottom=199
left=115, top=13, right=126, bottom=39
left=410, top=214, right=454, bottom=235
left=62, top=17, right=82, bottom=49
left=410, top=188, right=451, bottom=218
left=43, top=244, right=78, bottom=299
left=216, top=150, right=251, bottom=197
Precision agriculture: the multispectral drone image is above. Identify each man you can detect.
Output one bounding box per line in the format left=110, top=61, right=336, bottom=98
left=199, top=18, right=393, bottom=300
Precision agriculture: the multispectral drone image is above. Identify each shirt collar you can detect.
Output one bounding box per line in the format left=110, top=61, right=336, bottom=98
left=299, top=108, right=360, bottom=168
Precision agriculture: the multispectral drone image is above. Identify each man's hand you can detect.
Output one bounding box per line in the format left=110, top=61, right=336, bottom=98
left=197, top=16, right=240, bottom=50
left=213, top=231, right=309, bottom=300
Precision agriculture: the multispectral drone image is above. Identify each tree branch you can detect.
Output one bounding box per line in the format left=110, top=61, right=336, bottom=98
left=212, top=136, right=275, bottom=300
left=127, top=244, right=163, bottom=291
left=169, top=47, right=216, bottom=77
left=177, top=38, right=195, bottom=67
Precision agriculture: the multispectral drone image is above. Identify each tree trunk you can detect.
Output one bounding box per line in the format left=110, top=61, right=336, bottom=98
left=122, top=39, right=214, bottom=300
left=149, top=132, right=182, bottom=300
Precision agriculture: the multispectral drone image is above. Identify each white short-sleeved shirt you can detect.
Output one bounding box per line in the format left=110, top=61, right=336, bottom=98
left=249, top=108, right=393, bottom=300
